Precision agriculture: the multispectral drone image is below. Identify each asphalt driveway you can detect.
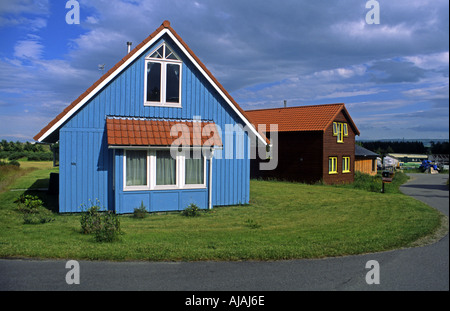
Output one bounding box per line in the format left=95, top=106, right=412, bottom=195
left=0, top=173, right=448, bottom=292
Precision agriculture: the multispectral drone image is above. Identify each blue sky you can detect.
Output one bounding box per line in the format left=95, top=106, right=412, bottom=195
left=0, top=0, right=448, bottom=141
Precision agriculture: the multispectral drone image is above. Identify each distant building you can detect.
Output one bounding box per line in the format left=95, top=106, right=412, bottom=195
left=355, top=145, right=379, bottom=176
left=246, top=103, right=360, bottom=184
left=388, top=153, right=428, bottom=168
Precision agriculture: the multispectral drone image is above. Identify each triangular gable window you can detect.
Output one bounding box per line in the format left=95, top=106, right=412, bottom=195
left=147, top=43, right=181, bottom=61
left=144, top=42, right=182, bottom=107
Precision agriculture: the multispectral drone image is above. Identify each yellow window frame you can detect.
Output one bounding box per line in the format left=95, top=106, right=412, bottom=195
left=342, top=156, right=351, bottom=173
left=329, top=157, right=338, bottom=174
left=332, top=122, right=338, bottom=136
left=337, top=123, right=344, bottom=143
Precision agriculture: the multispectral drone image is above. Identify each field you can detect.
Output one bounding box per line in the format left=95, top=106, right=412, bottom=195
left=0, top=162, right=444, bottom=261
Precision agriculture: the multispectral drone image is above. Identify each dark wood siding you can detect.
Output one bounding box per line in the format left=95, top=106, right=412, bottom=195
left=322, top=111, right=355, bottom=184
left=250, top=109, right=357, bottom=184
left=251, top=131, right=323, bottom=183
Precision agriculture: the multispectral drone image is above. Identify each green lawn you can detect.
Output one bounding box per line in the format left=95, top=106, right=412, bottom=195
left=0, top=163, right=444, bottom=261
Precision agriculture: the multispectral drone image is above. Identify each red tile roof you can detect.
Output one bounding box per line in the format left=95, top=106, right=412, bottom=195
left=245, top=103, right=360, bottom=135
left=106, top=117, right=223, bottom=147
left=34, top=20, right=269, bottom=145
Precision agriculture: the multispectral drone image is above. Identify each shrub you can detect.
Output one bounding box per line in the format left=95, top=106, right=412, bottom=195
left=8, top=160, right=20, bottom=167
left=8, top=152, right=26, bottom=161
left=15, top=194, right=54, bottom=224
left=133, top=201, right=148, bottom=218
left=80, top=200, right=121, bottom=242
left=15, top=194, right=43, bottom=213
left=94, top=211, right=121, bottom=242
left=80, top=204, right=101, bottom=234
left=181, top=203, right=201, bottom=217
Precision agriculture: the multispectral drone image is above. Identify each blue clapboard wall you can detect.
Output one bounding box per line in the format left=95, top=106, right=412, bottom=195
left=59, top=34, right=250, bottom=213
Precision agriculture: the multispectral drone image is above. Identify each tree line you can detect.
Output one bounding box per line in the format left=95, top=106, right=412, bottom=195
left=359, top=140, right=449, bottom=156
left=0, top=140, right=58, bottom=162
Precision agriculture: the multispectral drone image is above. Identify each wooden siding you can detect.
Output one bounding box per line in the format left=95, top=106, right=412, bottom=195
left=322, top=110, right=355, bottom=184
left=58, top=34, right=250, bottom=213
left=355, top=158, right=378, bottom=176
left=250, top=110, right=357, bottom=184
left=251, top=131, right=324, bottom=183
left=59, top=129, right=114, bottom=212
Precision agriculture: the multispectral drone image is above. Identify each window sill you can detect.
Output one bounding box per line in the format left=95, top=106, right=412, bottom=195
left=124, top=186, right=150, bottom=191
left=123, top=186, right=207, bottom=191
left=328, top=172, right=338, bottom=175
left=144, top=102, right=182, bottom=108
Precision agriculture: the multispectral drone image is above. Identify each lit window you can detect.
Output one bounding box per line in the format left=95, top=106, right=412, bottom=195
left=342, top=156, right=350, bottom=173
left=329, top=157, right=337, bottom=174
left=145, top=43, right=182, bottom=107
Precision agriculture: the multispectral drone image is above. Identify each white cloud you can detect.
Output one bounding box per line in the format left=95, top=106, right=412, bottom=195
left=13, top=38, right=44, bottom=59
left=405, top=52, right=449, bottom=70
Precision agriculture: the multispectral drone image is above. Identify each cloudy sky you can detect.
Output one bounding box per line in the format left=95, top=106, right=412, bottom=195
left=0, top=0, right=448, bottom=141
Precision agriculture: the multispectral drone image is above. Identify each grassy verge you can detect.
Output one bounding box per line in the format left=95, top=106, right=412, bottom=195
left=334, top=171, right=409, bottom=194
left=0, top=165, right=444, bottom=261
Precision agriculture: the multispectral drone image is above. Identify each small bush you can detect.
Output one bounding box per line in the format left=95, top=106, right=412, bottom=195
left=15, top=194, right=43, bottom=213
left=94, top=211, right=121, bottom=242
left=80, top=204, right=101, bottom=234
left=182, top=203, right=201, bottom=217
left=15, top=194, right=54, bottom=224
left=80, top=200, right=121, bottom=242
left=133, top=201, right=148, bottom=219
left=8, top=160, right=20, bottom=167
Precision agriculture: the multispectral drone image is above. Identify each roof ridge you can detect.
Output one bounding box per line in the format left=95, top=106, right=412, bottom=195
left=245, top=103, right=345, bottom=113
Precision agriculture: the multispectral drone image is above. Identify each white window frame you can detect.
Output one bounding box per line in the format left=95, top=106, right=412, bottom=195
left=144, top=42, right=183, bottom=108
left=152, top=149, right=180, bottom=190
left=182, top=149, right=207, bottom=189
left=123, top=149, right=150, bottom=191
left=123, top=147, right=206, bottom=191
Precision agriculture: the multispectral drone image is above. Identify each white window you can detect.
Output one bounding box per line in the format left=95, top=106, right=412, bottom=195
left=123, top=148, right=206, bottom=191
left=124, top=150, right=149, bottom=190
left=184, top=150, right=205, bottom=186
left=144, top=43, right=182, bottom=107
left=155, top=150, right=177, bottom=188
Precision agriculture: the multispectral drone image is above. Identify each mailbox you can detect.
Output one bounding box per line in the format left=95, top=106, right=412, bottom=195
left=382, top=171, right=394, bottom=183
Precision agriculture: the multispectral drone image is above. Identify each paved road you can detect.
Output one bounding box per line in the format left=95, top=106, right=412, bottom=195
left=0, top=174, right=448, bottom=292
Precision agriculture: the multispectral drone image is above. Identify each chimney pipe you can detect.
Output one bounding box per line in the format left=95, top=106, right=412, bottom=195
left=284, top=100, right=287, bottom=108
left=127, top=42, right=132, bottom=54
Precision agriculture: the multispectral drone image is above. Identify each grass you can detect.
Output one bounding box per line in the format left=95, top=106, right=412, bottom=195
left=0, top=163, right=445, bottom=261
left=335, top=171, right=409, bottom=194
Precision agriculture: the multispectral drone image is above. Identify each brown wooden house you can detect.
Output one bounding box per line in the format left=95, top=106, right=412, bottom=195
left=246, top=103, right=360, bottom=184
left=355, top=145, right=379, bottom=176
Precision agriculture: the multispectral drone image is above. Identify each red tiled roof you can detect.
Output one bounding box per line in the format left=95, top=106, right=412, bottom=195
left=245, top=103, right=360, bottom=135
left=34, top=20, right=269, bottom=145
left=106, top=117, right=223, bottom=147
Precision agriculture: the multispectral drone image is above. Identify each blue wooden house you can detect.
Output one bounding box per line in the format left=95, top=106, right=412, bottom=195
left=34, top=20, right=268, bottom=214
